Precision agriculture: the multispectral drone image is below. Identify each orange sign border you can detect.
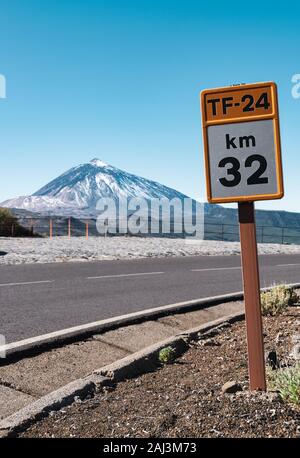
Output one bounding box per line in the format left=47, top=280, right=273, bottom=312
left=200, top=82, right=284, bottom=204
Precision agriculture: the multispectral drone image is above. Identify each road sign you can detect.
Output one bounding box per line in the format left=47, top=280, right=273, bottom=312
left=201, top=82, right=284, bottom=204
left=200, top=82, right=285, bottom=391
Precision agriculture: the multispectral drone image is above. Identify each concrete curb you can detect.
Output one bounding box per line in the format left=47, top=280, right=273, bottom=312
left=1, top=291, right=245, bottom=361
left=0, top=375, right=110, bottom=438
left=1, top=283, right=299, bottom=436
left=3, top=282, right=299, bottom=362
left=0, top=310, right=245, bottom=437
left=96, top=312, right=245, bottom=382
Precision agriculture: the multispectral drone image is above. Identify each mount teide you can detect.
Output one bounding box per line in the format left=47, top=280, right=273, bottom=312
left=2, top=158, right=300, bottom=240
left=1, top=158, right=190, bottom=217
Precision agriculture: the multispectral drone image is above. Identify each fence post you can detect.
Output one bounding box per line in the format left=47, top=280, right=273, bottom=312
left=68, top=218, right=71, bottom=239
left=49, top=219, right=53, bottom=239
left=221, top=224, right=224, bottom=241
left=261, top=226, right=264, bottom=243
left=11, top=223, right=14, bottom=237
left=281, top=227, right=284, bottom=245
left=86, top=222, right=89, bottom=240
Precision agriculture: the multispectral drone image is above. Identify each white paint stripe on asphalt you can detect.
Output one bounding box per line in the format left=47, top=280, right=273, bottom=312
left=190, top=267, right=241, bottom=272
left=87, top=271, right=164, bottom=280
left=0, top=280, right=54, bottom=287
left=276, top=263, right=300, bottom=267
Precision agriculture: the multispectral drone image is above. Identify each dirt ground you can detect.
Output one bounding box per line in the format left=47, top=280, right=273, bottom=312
left=20, top=307, right=300, bottom=438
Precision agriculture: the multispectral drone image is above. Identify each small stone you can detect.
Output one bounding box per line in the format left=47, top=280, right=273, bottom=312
left=221, top=381, right=243, bottom=394
left=265, top=391, right=282, bottom=403
left=291, top=334, right=300, bottom=343
left=103, top=386, right=114, bottom=393
left=199, top=338, right=220, bottom=347
left=275, top=332, right=283, bottom=344
left=290, top=344, right=300, bottom=360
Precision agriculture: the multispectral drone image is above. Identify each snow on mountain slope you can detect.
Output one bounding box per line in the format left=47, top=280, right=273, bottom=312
left=1, top=158, right=190, bottom=215
left=1, top=195, right=75, bottom=212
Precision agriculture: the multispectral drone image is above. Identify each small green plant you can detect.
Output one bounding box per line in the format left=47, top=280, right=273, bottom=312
left=158, top=346, right=176, bottom=364
left=268, top=364, right=300, bottom=406
left=261, top=285, right=299, bottom=316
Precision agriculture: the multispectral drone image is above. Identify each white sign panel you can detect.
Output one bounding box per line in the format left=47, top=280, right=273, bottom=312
left=207, top=120, right=278, bottom=200
left=201, top=82, right=284, bottom=204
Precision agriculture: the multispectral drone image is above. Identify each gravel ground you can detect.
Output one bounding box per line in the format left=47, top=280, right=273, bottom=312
left=21, top=306, right=300, bottom=438
left=1, top=236, right=300, bottom=265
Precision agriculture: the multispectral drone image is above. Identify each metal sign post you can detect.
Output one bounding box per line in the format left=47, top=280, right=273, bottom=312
left=200, top=82, right=284, bottom=391
left=238, top=201, right=266, bottom=390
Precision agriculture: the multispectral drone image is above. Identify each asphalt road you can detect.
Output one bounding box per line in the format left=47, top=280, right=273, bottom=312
left=1, top=253, right=300, bottom=343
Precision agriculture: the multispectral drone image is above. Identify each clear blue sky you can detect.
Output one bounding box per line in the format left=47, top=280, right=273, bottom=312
left=0, top=0, right=299, bottom=212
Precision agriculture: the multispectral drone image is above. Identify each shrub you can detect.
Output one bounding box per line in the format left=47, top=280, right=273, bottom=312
left=268, top=364, right=300, bottom=406
left=158, top=346, right=176, bottom=364
left=261, top=285, right=299, bottom=316
left=0, top=208, right=32, bottom=237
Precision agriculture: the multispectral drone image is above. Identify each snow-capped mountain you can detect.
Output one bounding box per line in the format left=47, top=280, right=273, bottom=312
left=1, top=158, right=190, bottom=216
left=3, top=158, right=300, bottom=241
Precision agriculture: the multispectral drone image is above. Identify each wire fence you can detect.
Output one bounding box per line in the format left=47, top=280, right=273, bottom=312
left=0, top=217, right=99, bottom=238
left=205, top=223, right=300, bottom=245
left=1, top=217, right=300, bottom=245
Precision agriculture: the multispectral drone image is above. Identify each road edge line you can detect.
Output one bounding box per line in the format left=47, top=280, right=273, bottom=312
left=1, top=291, right=244, bottom=360
left=2, top=282, right=300, bottom=361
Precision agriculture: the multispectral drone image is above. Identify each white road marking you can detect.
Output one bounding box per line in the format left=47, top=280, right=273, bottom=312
left=87, top=271, right=165, bottom=280
left=0, top=280, right=54, bottom=287
left=276, top=263, right=300, bottom=267
left=190, top=267, right=241, bottom=272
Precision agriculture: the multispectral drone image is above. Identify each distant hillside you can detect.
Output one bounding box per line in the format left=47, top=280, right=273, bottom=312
left=5, top=204, right=300, bottom=244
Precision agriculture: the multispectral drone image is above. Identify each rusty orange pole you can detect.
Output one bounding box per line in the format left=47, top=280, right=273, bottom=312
left=86, top=222, right=89, bottom=240
left=238, top=202, right=266, bottom=391
left=68, top=218, right=71, bottom=239
left=49, top=219, right=53, bottom=239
